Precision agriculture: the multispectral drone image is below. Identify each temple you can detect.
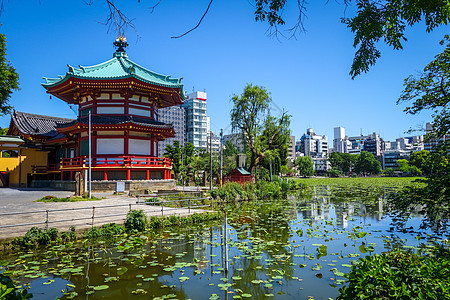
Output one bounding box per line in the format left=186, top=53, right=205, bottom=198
left=3, top=37, right=184, bottom=187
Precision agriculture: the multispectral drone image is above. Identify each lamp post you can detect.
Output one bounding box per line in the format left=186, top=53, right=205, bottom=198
left=88, top=110, right=92, bottom=198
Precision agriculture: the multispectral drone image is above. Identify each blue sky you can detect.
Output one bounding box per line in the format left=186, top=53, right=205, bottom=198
left=0, top=0, right=447, bottom=142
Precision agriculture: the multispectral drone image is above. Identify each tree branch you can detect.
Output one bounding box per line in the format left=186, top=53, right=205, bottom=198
left=171, top=0, right=214, bottom=39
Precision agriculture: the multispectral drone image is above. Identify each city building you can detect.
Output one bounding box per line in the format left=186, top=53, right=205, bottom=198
left=223, top=132, right=245, bottom=153
left=298, top=128, right=328, bottom=158
left=424, top=122, right=450, bottom=151
left=184, top=91, right=208, bottom=149
left=287, top=135, right=296, bottom=165
left=157, top=105, right=186, bottom=156
left=6, top=38, right=184, bottom=186
left=333, top=127, right=352, bottom=153
left=312, top=157, right=331, bottom=174
left=382, top=149, right=410, bottom=170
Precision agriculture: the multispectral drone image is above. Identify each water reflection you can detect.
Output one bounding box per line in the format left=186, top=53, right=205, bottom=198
left=1, top=185, right=440, bottom=300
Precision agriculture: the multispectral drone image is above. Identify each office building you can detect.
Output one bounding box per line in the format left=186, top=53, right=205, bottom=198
left=157, top=105, right=186, bottom=156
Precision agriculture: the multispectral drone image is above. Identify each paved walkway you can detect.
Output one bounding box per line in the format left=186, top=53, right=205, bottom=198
left=0, top=188, right=209, bottom=240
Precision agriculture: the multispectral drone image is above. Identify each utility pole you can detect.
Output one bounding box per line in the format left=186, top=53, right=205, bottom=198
left=219, top=129, right=223, bottom=187
left=88, top=110, right=92, bottom=198
left=209, top=131, right=212, bottom=191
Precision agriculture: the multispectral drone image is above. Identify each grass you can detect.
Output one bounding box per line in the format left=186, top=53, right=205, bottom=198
left=35, top=195, right=102, bottom=202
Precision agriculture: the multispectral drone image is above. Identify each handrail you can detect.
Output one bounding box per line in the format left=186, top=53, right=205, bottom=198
left=0, top=198, right=212, bottom=231
left=60, top=155, right=172, bottom=169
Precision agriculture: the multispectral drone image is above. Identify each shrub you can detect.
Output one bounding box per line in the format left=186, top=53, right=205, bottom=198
left=0, top=274, right=32, bottom=299
left=328, top=167, right=343, bottom=177
left=337, top=248, right=450, bottom=299
left=124, top=210, right=147, bottom=232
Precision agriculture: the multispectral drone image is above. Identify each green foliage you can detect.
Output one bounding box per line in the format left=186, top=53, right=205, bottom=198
left=252, top=1, right=450, bottom=78
left=383, top=167, right=395, bottom=176
left=343, top=1, right=450, bottom=78
left=36, top=194, right=101, bottom=202
left=164, top=140, right=182, bottom=178
left=124, top=210, right=147, bottom=232
left=223, top=140, right=239, bottom=156
left=327, top=167, right=343, bottom=177
left=211, top=179, right=299, bottom=201
left=84, top=223, right=124, bottom=239
left=338, top=248, right=450, bottom=299
left=0, top=32, right=19, bottom=115
left=231, top=83, right=291, bottom=176
left=354, top=151, right=381, bottom=175
left=0, top=127, right=8, bottom=135
left=0, top=274, right=32, bottom=299
left=328, top=152, right=358, bottom=174
left=398, top=36, right=450, bottom=137
left=397, top=158, right=410, bottom=173
left=11, top=227, right=60, bottom=249
left=147, top=212, right=222, bottom=230
left=294, top=156, right=314, bottom=177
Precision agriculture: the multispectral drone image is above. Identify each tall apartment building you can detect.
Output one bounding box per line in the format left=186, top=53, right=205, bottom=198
left=333, top=127, right=352, bottom=153
left=184, top=91, right=208, bottom=149
left=298, top=128, right=328, bottom=158
left=157, top=105, right=186, bottom=156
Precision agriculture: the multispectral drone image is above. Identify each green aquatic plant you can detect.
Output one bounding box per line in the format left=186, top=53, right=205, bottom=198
left=338, top=247, right=450, bottom=299
left=125, top=209, right=147, bottom=232
left=0, top=274, right=32, bottom=299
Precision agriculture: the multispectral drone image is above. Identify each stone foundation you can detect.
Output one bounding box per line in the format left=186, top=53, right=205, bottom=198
left=30, top=179, right=176, bottom=192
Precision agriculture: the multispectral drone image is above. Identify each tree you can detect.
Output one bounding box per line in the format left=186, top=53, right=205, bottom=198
left=409, top=150, right=430, bottom=175
left=0, top=32, right=19, bottom=115
left=398, top=35, right=450, bottom=138
left=182, top=142, right=195, bottom=166
left=163, top=140, right=182, bottom=178
left=295, top=156, right=314, bottom=177
left=389, top=35, right=450, bottom=231
left=397, top=159, right=410, bottom=173
left=328, top=152, right=357, bottom=174
left=223, top=140, right=239, bottom=156
left=230, top=84, right=291, bottom=176
left=354, top=151, right=381, bottom=175
left=0, top=127, right=8, bottom=135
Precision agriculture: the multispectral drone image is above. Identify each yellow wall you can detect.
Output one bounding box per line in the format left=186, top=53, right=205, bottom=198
left=0, top=148, right=48, bottom=187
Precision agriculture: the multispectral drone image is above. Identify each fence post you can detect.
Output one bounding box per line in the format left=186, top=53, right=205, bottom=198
left=161, top=202, right=164, bottom=216
left=188, top=199, right=191, bottom=214
left=129, top=203, right=132, bottom=211
left=45, top=210, right=49, bottom=230
left=92, top=207, right=95, bottom=227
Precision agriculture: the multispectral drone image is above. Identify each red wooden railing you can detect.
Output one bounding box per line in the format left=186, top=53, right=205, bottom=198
left=60, top=155, right=171, bottom=169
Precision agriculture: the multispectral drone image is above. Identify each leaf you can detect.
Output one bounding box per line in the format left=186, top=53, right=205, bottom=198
left=179, top=276, right=190, bottom=282
left=242, top=294, right=252, bottom=298
left=93, top=285, right=109, bottom=291
left=117, top=266, right=128, bottom=276
left=315, top=273, right=323, bottom=279
left=359, top=245, right=367, bottom=254
left=357, top=232, right=367, bottom=238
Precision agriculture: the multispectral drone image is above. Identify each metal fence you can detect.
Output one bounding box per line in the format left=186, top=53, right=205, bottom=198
left=0, top=197, right=212, bottom=231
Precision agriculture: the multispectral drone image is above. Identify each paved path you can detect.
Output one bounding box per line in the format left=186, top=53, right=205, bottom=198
left=0, top=188, right=209, bottom=240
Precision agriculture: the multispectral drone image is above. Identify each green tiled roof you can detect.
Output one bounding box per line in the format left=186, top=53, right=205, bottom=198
left=42, top=51, right=184, bottom=89
left=0, top=135, right=24, bottom=143
left=236, top=167, right=251, bottom=175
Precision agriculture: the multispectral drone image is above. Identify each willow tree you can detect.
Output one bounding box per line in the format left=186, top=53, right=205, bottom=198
left=230, top=84, right=291, bottom=176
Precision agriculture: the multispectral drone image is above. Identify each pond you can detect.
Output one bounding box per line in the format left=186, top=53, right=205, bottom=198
left=1, top=184, right=445, bottom=300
